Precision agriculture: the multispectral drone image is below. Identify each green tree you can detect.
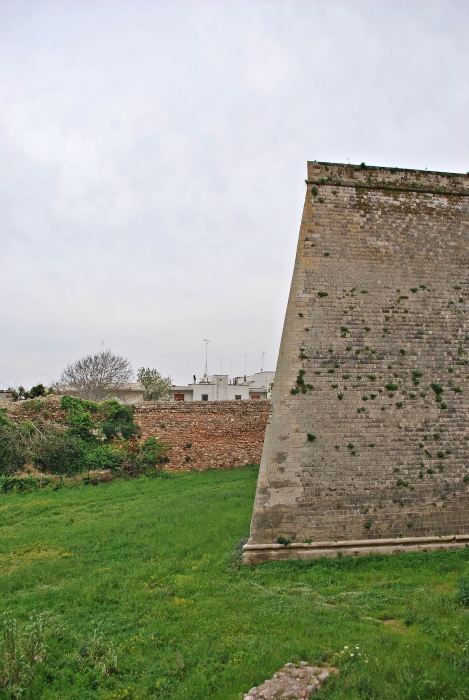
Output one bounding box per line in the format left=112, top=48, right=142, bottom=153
left=10, top=384, right=53, bottom=402
left=137, top=368, right=172, bottom=401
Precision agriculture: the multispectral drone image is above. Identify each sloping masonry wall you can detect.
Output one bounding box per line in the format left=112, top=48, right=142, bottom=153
left=244, top=161, right=469, bottom=564
left=134, top=400, right=270, bottom=471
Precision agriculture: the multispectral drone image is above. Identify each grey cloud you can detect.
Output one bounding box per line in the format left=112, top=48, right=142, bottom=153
left=0, top=0, right=468, bottom=388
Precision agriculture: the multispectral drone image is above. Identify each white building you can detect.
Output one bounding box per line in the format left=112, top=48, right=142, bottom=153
left=121, top=371, right=275, bottom=403
left=171, top=371, right=275, bottom=402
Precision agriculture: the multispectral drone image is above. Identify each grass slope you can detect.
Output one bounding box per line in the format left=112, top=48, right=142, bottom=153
left=1, top=465, right=469, bottom=699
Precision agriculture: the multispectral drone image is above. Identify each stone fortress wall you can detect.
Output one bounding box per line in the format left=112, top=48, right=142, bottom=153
left=134, top=400, right=269, bottom=471
left=244, top=162, right=469, bottom=564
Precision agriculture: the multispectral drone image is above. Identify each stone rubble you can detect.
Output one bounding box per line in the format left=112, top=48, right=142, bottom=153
left=243, top=661, right=337, bottom=699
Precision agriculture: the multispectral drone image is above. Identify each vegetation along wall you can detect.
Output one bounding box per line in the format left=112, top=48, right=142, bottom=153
left=134, top=400, right=269, bottom=471
left=244, top=161, right=469, bottom=564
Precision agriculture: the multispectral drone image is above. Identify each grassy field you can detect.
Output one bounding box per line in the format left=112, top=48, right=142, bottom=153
left=1, top=465, right=469, bottom=699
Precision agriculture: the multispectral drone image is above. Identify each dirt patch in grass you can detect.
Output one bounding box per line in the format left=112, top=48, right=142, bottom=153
left=381, top=618, right=408, bottom=633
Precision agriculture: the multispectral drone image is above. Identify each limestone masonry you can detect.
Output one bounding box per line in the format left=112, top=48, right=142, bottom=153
left=134, top=400, right=269, bottom=471
left=244, top=162, right=469, bottom=564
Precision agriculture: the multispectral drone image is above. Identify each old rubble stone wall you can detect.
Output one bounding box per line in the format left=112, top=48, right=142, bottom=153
left=247, top=162, right=469, bottom=559
left=134, top=400, right=269, bottom=471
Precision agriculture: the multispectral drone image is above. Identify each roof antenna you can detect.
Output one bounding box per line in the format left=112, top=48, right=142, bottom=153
left=203, top=339, right=211, bottom=380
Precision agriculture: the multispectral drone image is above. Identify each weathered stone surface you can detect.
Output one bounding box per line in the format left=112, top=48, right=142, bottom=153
left=87, top=469, right=112, bottom=483
left=134, top=400, right=269, bottom=471
left=245, top=162, right=469, bottom=563
left=243, top=662, right=337, bottom=699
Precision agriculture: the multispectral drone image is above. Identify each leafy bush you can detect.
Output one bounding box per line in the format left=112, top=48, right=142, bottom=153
left=0, top=475, right=54, bottom=494
left=83, top=446, right=123, bottom=472
left=0, top=420, right=35, bottom=475
left=99, top=401, right=140, bottom=441
left=0, top=396, right=167, bottom=479
left=61, top=396, right=140, bottom=443
left=120, top=437, right=171, bottom=477
left=0, top=415, right=87, bottom=477
left=34, top=432, right=87, bottom=475
left=60, top=395, right=99, bottom=442
left=140, top=436, right=170, bottom=464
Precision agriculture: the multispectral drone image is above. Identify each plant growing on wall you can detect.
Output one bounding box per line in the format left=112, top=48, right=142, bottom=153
left=291, top=370, right=313, bottom=394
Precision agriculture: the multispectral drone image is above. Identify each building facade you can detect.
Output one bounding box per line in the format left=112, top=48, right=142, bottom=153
left=172, top=371, right=275, bottom=402
left=0, top=390, right=12, bottom=403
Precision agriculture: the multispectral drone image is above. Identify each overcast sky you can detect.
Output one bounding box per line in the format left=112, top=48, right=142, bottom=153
left=1, top=0, right=468, bottom=388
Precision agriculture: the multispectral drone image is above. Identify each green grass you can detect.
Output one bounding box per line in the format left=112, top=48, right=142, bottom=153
left=1, top=465, right=469, bottom=699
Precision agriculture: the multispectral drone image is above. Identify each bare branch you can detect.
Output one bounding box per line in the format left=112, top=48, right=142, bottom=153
left=58, top=349, right=133, bottom=402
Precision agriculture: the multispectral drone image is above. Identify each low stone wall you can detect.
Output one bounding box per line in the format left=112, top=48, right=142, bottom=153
left=134, top=400, right=270, bottom=471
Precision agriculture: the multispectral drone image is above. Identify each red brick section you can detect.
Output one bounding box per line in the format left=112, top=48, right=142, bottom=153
left=134, top=400, right=270, bottom=471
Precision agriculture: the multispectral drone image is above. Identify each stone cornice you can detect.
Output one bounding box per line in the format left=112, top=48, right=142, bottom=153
left=305, top=179, right=469, bottom=197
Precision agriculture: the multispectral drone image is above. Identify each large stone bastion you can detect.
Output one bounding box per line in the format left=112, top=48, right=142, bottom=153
left=244, top=161, right=469, bottom=564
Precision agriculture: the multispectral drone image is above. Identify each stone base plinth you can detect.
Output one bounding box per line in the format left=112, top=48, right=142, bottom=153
left=243, top=534, right=469, bottom=565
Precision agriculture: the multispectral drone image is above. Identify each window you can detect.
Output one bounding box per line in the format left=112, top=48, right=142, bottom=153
left=174, top=393, right=185, bottom=401
left=251, top=394, right=260, bottom=400
left=201, top=394, right=208, bottom=401
left=235, top=395, right=242, bottom=400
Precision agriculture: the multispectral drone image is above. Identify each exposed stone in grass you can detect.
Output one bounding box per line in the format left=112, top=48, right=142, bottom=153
left=243, top=661, right=337, bottom=699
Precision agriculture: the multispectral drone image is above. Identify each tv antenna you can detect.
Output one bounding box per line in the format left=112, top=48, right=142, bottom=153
left=261, top=351, right=265, bottom=371
left=229, top=362, right=235, bottom=378
left=219, top=358, right=226, bottom=374
left=203, top=339, right=211, bottom=378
